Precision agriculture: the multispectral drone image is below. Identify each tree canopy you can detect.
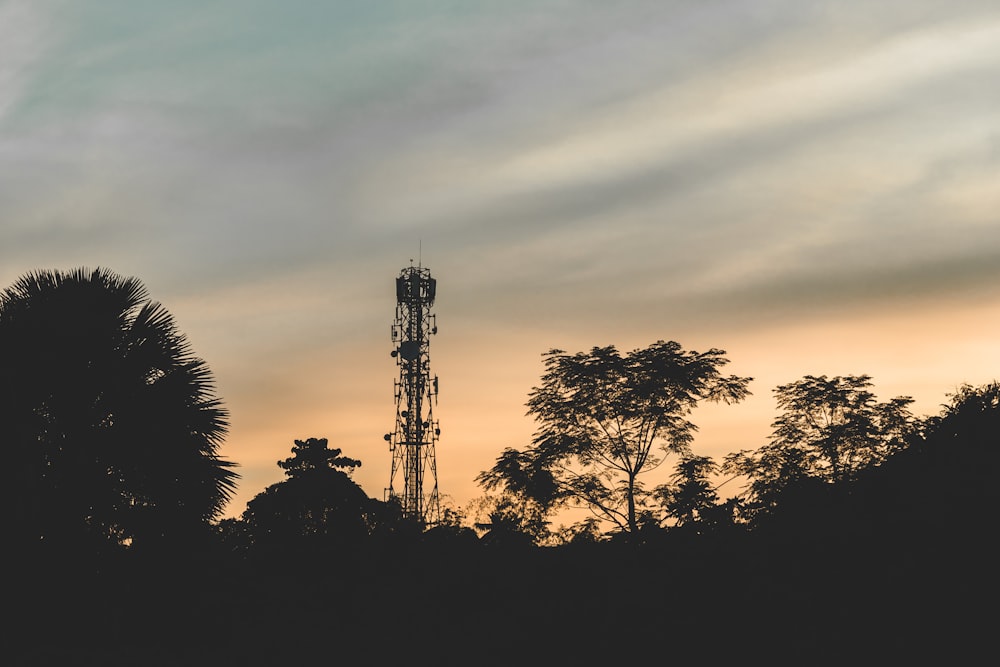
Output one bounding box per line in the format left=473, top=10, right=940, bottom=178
left=241, top=438, right=384, bottom=547
left=724, top=374, right=914, bottom=522
left=0, top=268, right=237, bottom=550
left=478, top=340, right=751, bottom=535
left=656, top=455, right=729, bottom=530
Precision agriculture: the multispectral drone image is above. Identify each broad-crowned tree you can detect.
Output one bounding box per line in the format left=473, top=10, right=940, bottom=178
left=477, top=341, right=751, bottom=534
left=242, top=438, right=382, bottom=547
left=724, top=374, right=914, bottom=522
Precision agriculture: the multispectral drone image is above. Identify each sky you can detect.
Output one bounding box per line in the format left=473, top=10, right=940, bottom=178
left=2, top=0, right=999, bottom=522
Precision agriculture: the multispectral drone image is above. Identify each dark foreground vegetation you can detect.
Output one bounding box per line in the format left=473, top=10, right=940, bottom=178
left=3, top=269, right=998, bottom=665
left=8, top=500, right=996, bottom=666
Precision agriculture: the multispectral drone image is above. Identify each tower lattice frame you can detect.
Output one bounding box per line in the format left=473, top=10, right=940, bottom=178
left=385, top=264, right=440, bottom=524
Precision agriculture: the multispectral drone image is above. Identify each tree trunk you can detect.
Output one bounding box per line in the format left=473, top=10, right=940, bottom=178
left=626, top=473, right=638, bottom=533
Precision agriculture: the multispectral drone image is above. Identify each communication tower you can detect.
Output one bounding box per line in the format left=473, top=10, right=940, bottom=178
left=384, top=263, right=441, bottom=524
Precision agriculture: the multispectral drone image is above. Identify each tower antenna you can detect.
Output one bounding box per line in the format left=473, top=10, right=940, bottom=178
left=384, top=262, right=441, bottom=524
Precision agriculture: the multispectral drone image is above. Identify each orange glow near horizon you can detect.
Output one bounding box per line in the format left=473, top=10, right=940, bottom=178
left=215, top=287, right=1000, bottom=520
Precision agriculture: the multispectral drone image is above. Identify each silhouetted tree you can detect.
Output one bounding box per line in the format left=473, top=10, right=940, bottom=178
left=469, top=493, right=549, bottom=546
left=241, top=438, right=381, bottom=547
left=214, top=516, right=252, bottom=554
left=922, top=382, right=1000, bottom=452
left=552, top=516, right=603, bottom=544
left=418, top=503, right=479, bottom=545
left=0, top=268, right=237, bottom=550
left=477, top=341, right=751, bottom=534
left=278, top=436, right=362, bottom=479
left=724, top=374, right=914, bottom=522
left=657, top=455, right=721, bottom=527
left=884, top=382, right=1000, bottom=525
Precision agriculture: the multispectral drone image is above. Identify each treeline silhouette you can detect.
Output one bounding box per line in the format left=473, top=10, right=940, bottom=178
left=3, top=268, right=995, bottom=665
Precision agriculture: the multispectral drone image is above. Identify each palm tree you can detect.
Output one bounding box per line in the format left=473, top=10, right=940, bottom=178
left=0, top=267, right=237, bottom=550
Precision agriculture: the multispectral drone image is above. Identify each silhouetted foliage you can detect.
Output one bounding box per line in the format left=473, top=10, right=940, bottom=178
left=552, top=516, right=604, bottom=544
left=214, top=516, right=252, bottom=553
left=418, top=503, right=479, bottom=545
left=724, top=374, right=914, bottom=523
left=0, top=267, right=237, bottom=551
left=656, top=455, right=727, bottom=529
left=852, top=382, right=1000, bottom=534
left=478, top=341, right=751, bottom=534
left=5, top=271, right=995, bottom=666
left=241, top=437, right=385, bottom=548
left=11, top=382, right=995, bottom=666
left=923, top=382, right=1000, bottom=453
left=278, top=435, right=362, bottom=478
left=469, top=493, right=549, bottom=546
